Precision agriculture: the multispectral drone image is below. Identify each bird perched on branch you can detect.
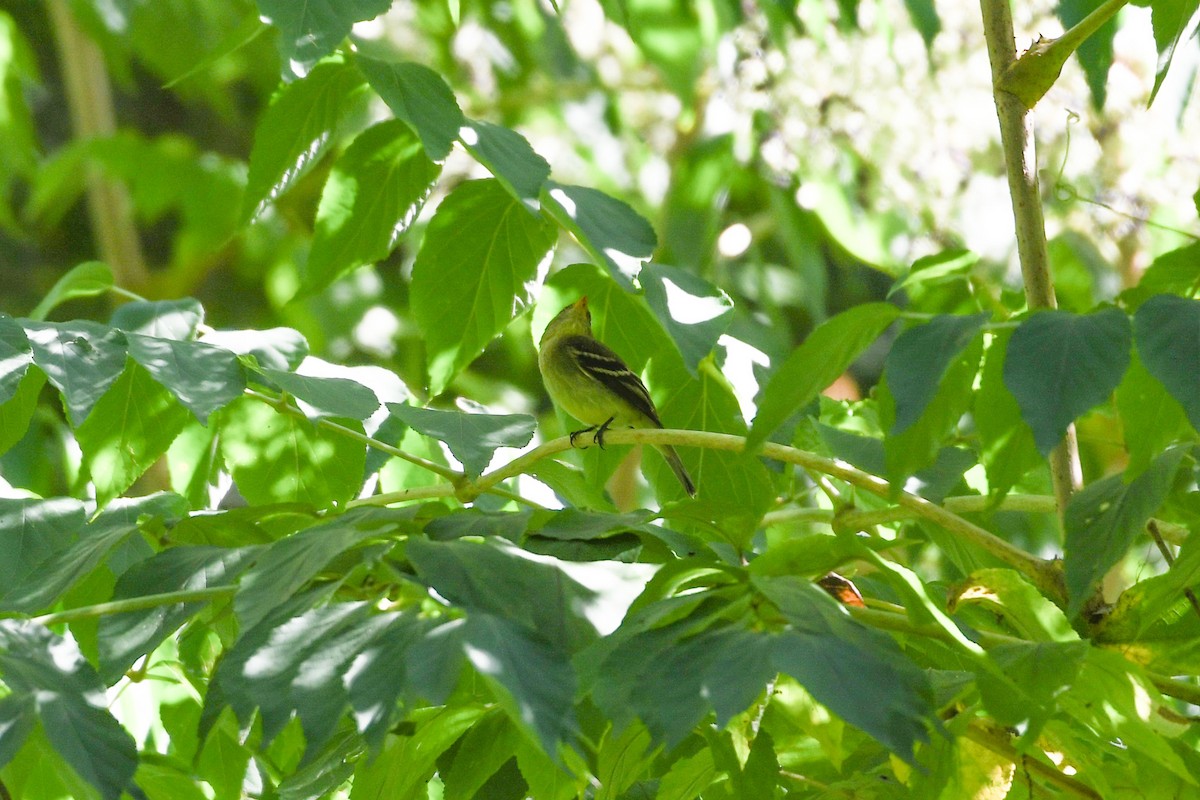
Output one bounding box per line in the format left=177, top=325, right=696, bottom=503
left=538, top=296, right=696, bottom=497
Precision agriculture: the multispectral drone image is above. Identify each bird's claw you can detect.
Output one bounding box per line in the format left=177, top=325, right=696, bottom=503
left=568, top=418, right=615, bottom=450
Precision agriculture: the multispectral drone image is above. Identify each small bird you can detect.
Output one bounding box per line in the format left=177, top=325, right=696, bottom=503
left=538, top=296, right=696, bottom=497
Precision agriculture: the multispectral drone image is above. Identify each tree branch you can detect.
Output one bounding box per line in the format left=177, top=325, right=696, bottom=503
left=47, top=0, right=149, bottom=291
left=979, top=0, right=1081, bottom=518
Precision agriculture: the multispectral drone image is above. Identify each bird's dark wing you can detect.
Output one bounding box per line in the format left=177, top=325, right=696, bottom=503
left=564, top=335, right=663, bottom=426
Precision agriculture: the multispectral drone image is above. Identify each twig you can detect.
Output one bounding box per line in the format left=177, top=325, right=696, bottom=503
left=243, top=388, right=459, bottom=481
left=31, top=586, right=235, bottom=626
left=998, top=0, right=1129, bottom=109
left=1147, top=520, right=1200, bottom=622
left=963, top=720, right=1102, bottom=799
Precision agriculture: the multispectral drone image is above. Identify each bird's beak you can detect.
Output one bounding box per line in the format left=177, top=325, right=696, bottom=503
left=574, top=296, right=589, bottom=312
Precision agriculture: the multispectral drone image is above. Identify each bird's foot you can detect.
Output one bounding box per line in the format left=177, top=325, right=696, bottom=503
left=569, top=425, right=598, bottom=448
left=592, top=417, right=614, bottom=449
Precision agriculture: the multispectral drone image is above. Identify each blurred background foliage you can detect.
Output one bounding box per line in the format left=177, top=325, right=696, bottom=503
left=0, top=0, right=1197, bottom=491
left=2, top=2, right=1200, bottom=795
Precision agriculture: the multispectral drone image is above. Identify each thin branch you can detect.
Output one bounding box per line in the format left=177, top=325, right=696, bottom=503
left=998, top=0, right=1129, bottom=109
left=478, top=428, right=1066, bottom=604
left=980, top=0, right=1081, bottom=518
left=1147, top=520, right=1200, bottom=622
left=31, top=586, right=235, bottom=626
left=243, top=388, right=460, bottom=482
left=851, top=604, right=1200, bottom=707
left=963, top=720, right=1103, bottom=799
left=769, top=495, right=1187, bottom=546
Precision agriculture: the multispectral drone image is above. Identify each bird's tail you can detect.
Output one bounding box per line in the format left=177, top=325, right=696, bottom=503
left=657, top=444, right=696, bottom=497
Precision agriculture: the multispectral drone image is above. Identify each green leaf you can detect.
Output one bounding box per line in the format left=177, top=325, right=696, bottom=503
left=167, top=422, right=221, bottom=508
left=1101, top=526, right=1200, bottom=640
left=462, top=615, right=579, bottom=756
left=748, top=302, right=899, bottom=450
left=1064, top=447, right=1186, bottom=614
left=241, top=59, right=368, bottom=220
left=1058, top=649, right=1194, bottom=782
left=813, top=423, right=973, bottom=504
left=591, top=722, right=656, bottom=799
left=27, top=261, right=113, bottom=321
left=975, top=640, right=1088, bottom=738
left=0, top=500, right=147, bottom=614
left=305, top=120, right=442, bottom=293
left=217, top=602, right=381, bottom=749
left=609, top=0, right=703, bottom=99
left=804, top=177, right=897, bottom=272
left=97, top=546, right=259, bottom=683
left=256, top=0, right=391, bottom=79
left=0, top=621, right=138, bottom=800
left=127, top=334, right=247, bottom=423
left=640, top=263, right=733, bottom=374
left=1003, top=308, right=1131, bottom=455
left=655, top=745, right=718, bottom=800
left=651, top=356, right=775, bottom=527
left=531, top=508, right=652, bottom=542
left=234, top=506, right=418, bottom=632
left=0, top=694, right=36, bottom=769
left=411, top=179, right=556, bottom=395
left=0, top=314, right=33, bottom=404
left=1121, top=241, right=1200, bottom=308
left=460, top=119, right=551, bottom=203
left=888, top=248, right=978, bottom=298
left=76, top=360, right=192, bottom=508
left=200, top=585, right=330, bottom=741
left=0, top=371, right=42, bottom=458
left=882, top=333, right=981, bottom=486
left=1116, top=351, right=1189, bottom=477
left=196, top=714, right=252, bottom=800
left=407, top=538, right=599, bottom=653
left=30, top=133, right=244, bottom=263
left=902, top=0, right=941, bottom=49
left=217, top=395, right=365, bottom=509
left=974, top=328, right=1043, bottom=499
left=598, top=621, right=775, bottom=748
left=884, top=313, right=987, bottom=435
left=0, top=347, right=43, bottom=456
left=356, top=57, right=465, bottom=161
left=345, top=615, right=466, bottom=750
left=202, top=326, right=309, bottom=371
left=755, top=576, right=935, bottom=763
left=735, top=727, right=781, bottom=797
left=1147, top=0, right=1200, bottom=104
left=514, top=733, right=584, bottom=800
left=24, top=321, right=128, bottom=426
left=424, top=507, right=534, bottom=542
left=750, top=531, right=880, bottom=580
left=1134, top=293, right=1200, bottom=431
left=1057, top=0, right=1117, bottom=109
left=949, top=568, right=1077, bottom=642
left=0, top=316, right=40, bottom=453
left=0, top=497, right=86, bottom=590
left=137, top=761, right=213, bottom=800
left=110, top=298, right=202, bottom=339
left=258, top=366, right=380, bottom=421
left=385, top=403, right=536, bottom=478
left=542, top=182, right=657, bottom=289
left=351, top=705, right=484, bottom=798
